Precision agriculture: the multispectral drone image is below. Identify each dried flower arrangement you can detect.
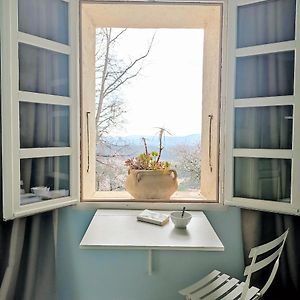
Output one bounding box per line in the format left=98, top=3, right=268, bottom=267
left=124, top=128, right=171, bottom=172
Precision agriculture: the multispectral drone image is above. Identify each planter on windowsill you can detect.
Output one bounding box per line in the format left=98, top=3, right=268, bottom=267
left=125, top=169, right=178, bottom=200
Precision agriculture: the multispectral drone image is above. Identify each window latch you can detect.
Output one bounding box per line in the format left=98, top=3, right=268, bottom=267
left=208, top=114, right=213, bottom=173
left=86, top=111, right=91, bottom=173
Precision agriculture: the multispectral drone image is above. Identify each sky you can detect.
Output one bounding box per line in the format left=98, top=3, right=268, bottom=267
left=98, top=28, right=204, bottom=137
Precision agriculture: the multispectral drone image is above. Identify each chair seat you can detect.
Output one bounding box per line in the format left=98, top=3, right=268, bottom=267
left=179, top=270, right=260, bottom=300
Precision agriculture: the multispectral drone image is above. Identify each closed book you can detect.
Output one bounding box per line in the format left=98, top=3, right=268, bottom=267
left=137, top=209, right=169, bottom=226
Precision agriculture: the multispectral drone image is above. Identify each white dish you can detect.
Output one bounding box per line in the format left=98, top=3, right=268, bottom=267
left=170, top=211, right=192, bottom=228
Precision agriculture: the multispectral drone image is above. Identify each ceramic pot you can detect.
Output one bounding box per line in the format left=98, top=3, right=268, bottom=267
left=125, top=169, right=178, bottom=200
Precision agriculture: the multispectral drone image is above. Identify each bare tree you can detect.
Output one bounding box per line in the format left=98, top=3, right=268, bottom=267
left=95, top=28, right=155, bottom=191
left=173, top=144, right=201, bottom=191
left=95, top=28, right=155, bottom=142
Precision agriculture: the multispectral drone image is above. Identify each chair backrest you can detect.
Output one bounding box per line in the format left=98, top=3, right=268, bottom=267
left=240, top=229, right=289, bottom=300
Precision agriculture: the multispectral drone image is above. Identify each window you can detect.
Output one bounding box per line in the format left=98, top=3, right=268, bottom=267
left=80, top=2, right=223, bottom=206
left=224, top=0, right=300, bottom=215
left=0, top=0, right=79, bottom=220
left=2, top=0, right=300, bottom=219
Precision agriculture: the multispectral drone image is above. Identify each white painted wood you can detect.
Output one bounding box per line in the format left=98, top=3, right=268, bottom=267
left=218, top=0, right=229, bottom=206
left=233, top=149, right=292, bottom=159
left=221, top=282, right=245, bottom=300
left=69, top=0, right=80, bottom=207
left=234, top=96, right=294, bottom=108
left=244, top=247, right=281, bottom=276
left=80, top=210, right=224, bottom=251
left=236, top=40, right=295, bottom=57
left=19, top=148, right=72, bottom=159
left=19, top=91, right=71, bottom=106
left=201, top=277, right=239, bottom=299
left=226, top=198, right=300, bottom=216
left=224, top=0, right=300, bottom=215
left=9, top=0, right=20, bottom=223
left=179, top=270, right=221, bottom=296
left=249, top=229, right=288, bottom=257
left=191, top=274, right=230, bottom=299
left=1, top=0, right=15, bottom=220
left=290, top=0, right=300, bottom=220
left=179, top=229, right=288, bottom=300
left=14, top=198, right=77, bottom=218
left=1, top=0, right=80, bottom=220
left=223, top=0, right=236, bottom=207
left=18, top=32, right=71, bottom=54
left=236, top=0, right=266, bottom=6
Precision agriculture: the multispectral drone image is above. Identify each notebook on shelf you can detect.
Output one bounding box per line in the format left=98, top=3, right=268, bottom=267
left=137, top=209, right=169, bottom=226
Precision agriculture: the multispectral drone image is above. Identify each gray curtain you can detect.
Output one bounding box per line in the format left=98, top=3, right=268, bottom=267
left=241, top=210, right=300, bottom=298
left=0, top=213, right=57, bottom=300
left=0, top=0, right=69, bottom=298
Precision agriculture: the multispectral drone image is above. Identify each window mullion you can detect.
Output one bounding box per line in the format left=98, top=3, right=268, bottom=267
left=233, top=149, right=293, bottom=159
left=19, top=91, right=71, bottom=106
left=236, top=40, right=296, bottom=57
left=234, top=96, right=295, bottom=107
left=18, top=32, right=71, bottom=55
left=19, top=147, right=72, bottom=159
left=290, top=0, right=300, bottom=214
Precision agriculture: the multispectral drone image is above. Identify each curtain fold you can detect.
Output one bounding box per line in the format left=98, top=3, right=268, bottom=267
left=0, top=213, right=57, bottom=300
left=1, top=0, right=60, bottom=297
left=241, top=209, right=300, bottom=298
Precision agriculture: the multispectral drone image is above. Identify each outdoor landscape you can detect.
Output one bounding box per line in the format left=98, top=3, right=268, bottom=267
left=94, top=28, right=203, bottom=192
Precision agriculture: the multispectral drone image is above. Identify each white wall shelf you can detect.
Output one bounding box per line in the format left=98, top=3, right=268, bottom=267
left=80, top=209, right=224, bottom=275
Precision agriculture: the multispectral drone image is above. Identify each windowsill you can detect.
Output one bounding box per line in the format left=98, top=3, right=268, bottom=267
left=84, top=190, right=213, bottom=202
left=78, top=195, right=225, bottom=211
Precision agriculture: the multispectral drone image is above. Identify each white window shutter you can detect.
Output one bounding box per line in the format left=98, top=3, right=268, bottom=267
left=224, top=0, right=300, bottom=215
left=0, top=0, right=80, bottom=220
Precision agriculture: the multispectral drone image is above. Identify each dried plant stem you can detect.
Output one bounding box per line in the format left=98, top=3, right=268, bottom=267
left=156, top=128, right=164, bottom=163
left=142, top=137, right=148, bottom=155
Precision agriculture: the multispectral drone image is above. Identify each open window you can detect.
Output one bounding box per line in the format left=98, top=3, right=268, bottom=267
left=0, top=0, right=80, bottom=220
left=224, top=0, right=300, bottom=215
left=80, top=2, right=223, bottom=205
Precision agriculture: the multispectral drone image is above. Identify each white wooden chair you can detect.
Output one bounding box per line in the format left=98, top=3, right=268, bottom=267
left=179, top=229, right=289, bottom=300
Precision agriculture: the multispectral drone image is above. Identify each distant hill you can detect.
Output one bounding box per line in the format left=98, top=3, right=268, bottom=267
left=105, top=134, right=200, bottom=147
left=97, top=134, right=200, bottom=161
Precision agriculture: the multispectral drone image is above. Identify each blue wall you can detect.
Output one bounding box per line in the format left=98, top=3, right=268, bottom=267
left=57, top=207, right=244, bottom=300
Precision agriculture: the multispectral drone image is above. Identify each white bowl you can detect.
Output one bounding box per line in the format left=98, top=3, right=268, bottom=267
left=170, top=211, right=192, bottom=228
left=31, top=186, right=50, bottom=197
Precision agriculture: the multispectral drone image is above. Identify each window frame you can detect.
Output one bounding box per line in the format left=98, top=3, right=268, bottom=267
left=224, top=0, right=300, bottom=216
left=1, top=0, right=80, bottom=220
left=79, top=0, right=228, bottom=210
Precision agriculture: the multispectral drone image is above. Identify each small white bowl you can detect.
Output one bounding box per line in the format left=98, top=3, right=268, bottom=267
left=170, top=211, right=192, bottom=228
left=31, top=186, right=50, bottom=197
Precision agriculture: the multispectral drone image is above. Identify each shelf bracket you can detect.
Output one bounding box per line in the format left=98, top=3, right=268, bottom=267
left=148, top=249, right=153, bottom=275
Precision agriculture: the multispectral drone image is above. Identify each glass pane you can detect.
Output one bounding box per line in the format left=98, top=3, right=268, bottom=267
left=235, top=106, right=293, bottom=149
left=20, top=102, right=69, bottom=148
left=235, top=51, right=294, bottom=99
left=20, top=156, right=70, bottom=205
left=234, top=158, right=291, bottom=202
left=237, top=0, right=296, bottom=48
left=19, top=43, right=69, bottom=97
left=18, top=0, right=69, bottom=45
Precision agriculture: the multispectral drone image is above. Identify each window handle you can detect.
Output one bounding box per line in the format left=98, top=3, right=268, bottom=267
left=86, top=111, right=91, bottom=173
left=208, top=114, right=213, bottom=173
left=284, top=116, right=293, bottom=120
